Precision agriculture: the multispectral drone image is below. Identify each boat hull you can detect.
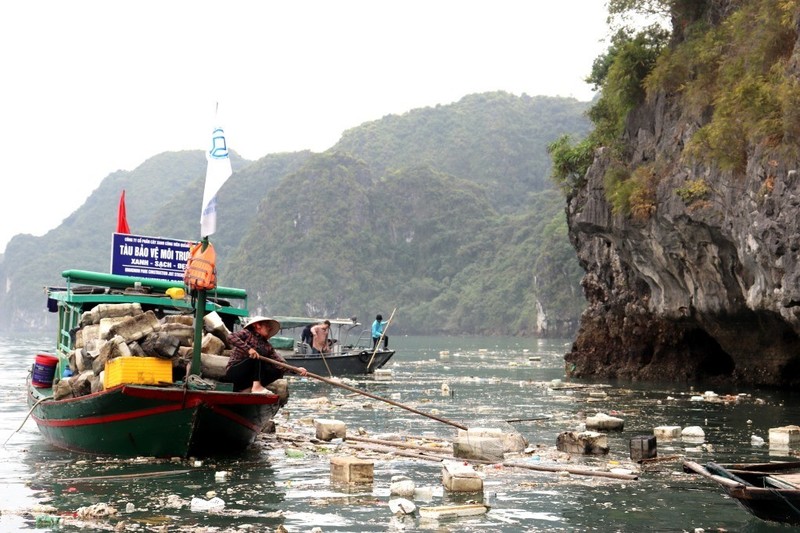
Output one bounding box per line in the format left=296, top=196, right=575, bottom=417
left=684, top=460, right=800, bottom=525
left=27, top=378, right=280, bottom=458
left=284, top=349, right=395, bottom=375
left=724, top=484, right=800, bottom=525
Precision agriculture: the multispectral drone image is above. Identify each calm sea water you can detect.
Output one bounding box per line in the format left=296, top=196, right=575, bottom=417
left=1, top=333, right=798, bottom=532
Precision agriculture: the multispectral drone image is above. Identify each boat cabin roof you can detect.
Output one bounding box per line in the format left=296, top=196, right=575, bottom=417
left=47, top=269, right=249, bottom=319
left=273, top=316, right=361, bottom=330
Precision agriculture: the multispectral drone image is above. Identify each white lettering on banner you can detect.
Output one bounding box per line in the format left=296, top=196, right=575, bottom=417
left=111, top=232, right=193, bottom=282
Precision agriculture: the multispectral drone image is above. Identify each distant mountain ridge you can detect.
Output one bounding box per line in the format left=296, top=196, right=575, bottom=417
left=0, top=91, right=589, bottom=336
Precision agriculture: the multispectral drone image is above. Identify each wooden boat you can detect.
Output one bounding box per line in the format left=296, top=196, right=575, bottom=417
left=683, top=459, right=800, bottom=525
left=27, top=269, right=282, bottom=458
left=272, top=316, right=395, bottom=376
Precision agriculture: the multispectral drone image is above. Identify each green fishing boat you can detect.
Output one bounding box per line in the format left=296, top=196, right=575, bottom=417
left=27, top=269, right=282, bottom=457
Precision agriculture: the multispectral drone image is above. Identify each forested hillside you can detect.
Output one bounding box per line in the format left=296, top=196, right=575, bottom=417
left=335, top=92, right=591, bottom=211
left=0, top=92, right=590, bottom=336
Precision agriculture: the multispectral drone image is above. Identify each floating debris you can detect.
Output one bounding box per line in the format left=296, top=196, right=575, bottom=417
left=419, top=503, right=489, bottom=519
left=389, top=498, right=416, bottom=515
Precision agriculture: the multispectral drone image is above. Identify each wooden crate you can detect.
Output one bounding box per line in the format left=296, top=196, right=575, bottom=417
left=104, top=356, right=172, bottom=389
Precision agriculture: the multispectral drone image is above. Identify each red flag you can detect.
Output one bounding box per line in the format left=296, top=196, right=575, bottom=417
left=117, top=190, right=130, bottom=234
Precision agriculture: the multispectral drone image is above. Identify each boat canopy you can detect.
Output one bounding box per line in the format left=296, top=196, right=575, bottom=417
left=273, top=316, right=361, bottom=329
left=47, top=269, right=249, bottom=318
left=59, top=269, right=247, bottom=300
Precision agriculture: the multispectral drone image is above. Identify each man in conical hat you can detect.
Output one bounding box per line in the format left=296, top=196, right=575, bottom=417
left=225, top=316, right=307, bottom=393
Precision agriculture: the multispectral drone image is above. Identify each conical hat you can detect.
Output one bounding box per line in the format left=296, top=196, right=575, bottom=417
left=245, top=316, right=281, bottom=338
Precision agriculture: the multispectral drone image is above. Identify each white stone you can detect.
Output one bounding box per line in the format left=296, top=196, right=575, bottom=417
left=586, top=413, right=624, bottom=431
left=457, top=427, right=502, bottom=439
left=374, top=369, right=392, bottom=380
left=556, top=430, right=609, bottom=455
left=389, top=477, right=416, bottom=497
left=610, top=468, right=635, bottom=476
left=315, top=419, right=346, bottom=441
left=414, top=486, right=434, bottom=501
left=441, top=460, right=483, bottom=492
left=654, top=426, right=682, bottom=440
left=452, top=435, right=505, bottom=462
left=189, top=497, right=225, bottom=512
left=388, top=498, right=416, bottom=515
left=682, top=426, right=705, bottom=439
left=769, top=425, right=800, bottom=447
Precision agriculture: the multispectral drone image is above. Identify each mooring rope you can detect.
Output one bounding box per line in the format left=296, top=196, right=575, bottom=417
left=3, top=395, right=52, bottom=447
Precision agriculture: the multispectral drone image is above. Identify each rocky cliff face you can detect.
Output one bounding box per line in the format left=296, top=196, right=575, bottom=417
left=565, top=34, right=800, bottom=387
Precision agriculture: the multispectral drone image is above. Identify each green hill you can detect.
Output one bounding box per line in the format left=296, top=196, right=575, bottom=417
left=0, top=92, right=590, bottom=336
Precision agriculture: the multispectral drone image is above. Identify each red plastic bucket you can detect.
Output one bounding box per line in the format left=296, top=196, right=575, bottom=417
left=32, top=353, right=59, bottom=388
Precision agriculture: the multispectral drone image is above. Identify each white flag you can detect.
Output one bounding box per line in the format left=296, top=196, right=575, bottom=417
left=200, top=127, right=233, bottom=237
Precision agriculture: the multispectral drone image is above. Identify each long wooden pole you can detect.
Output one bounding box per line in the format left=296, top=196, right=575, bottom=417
left=257, top=355, right=467, bottom=430
left=367, top=307, right=396, bottom=370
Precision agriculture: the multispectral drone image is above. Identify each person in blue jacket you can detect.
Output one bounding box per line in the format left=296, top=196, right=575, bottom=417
left=371, top=314, right=389, bottom=350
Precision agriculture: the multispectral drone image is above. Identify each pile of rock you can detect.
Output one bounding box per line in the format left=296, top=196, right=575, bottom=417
left=54, top=303, right=233, bottom=400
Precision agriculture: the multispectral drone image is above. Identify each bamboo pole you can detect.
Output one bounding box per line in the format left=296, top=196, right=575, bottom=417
left=505, top=416, right=552, bottom=423
left=501, top=461, right=638, bottom=480
left=344, top=441, right=450, bottom=462
left=257, top=355, right=468, bottom=430
left=346, top=435, right=452, bottom=453
left=56, top=469, right=193, bottom=483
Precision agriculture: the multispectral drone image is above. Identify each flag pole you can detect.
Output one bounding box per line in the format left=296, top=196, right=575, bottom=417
left=188, top=108, right=232, bottom=379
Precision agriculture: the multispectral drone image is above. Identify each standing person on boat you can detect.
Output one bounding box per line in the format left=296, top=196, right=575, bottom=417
left=301, top=322, right=315, bottom=349
left=372, top=314, right=389, bottom=350
left=310, top=320, right=331, bottom=354
left=225, top=316, right=307, bottom=393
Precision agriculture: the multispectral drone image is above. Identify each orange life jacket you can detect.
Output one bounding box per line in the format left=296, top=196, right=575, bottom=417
left=184, top=242, right=217, bottom=291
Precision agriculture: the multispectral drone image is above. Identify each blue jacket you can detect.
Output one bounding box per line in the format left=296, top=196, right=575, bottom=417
left=372, top=319, right=387, bottom=338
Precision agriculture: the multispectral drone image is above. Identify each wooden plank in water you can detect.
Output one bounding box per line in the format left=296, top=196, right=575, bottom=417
left=419, top=504, right=489, bottom=519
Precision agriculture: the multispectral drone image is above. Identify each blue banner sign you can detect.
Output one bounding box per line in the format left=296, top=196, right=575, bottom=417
left=110, top=233, right=193, bottom=282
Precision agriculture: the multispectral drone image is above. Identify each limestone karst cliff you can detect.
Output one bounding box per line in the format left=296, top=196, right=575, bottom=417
left=564, top=0, right=800, bottom=387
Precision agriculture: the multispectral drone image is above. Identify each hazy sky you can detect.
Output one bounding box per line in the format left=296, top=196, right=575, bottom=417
left=0, top=1, right=610, bottom=252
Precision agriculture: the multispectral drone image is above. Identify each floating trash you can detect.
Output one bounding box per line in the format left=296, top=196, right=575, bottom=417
left=190, top=497, right=225, bottom=512
left=389, top=498, right=416, bottom=515
left=419, top=504, right=489, bottom=519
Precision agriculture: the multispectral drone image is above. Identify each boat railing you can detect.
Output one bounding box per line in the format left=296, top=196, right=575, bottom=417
left=352, top=329, right=373, bottom=350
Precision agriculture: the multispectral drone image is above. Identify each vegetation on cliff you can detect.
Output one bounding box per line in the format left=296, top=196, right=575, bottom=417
left=551, top=0, right=800, bottom=216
